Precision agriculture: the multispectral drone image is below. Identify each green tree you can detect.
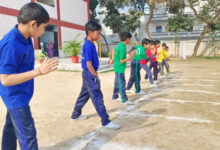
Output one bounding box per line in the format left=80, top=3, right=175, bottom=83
left=188, top=0, right=220, bottom=56
left=144, top=0, right=156, bottom=40
left=166, top=14, right=194, bottom=56
left=89, top=0, right=111, bottom=54
left=99, top=0, right=145, bottom=41
left=89, top=0, right=99, bottom=22
left=121, top=9, right=144, bottom=42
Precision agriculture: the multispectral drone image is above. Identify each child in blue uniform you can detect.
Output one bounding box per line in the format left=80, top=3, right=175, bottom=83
left=71, top=21, right=120, bottom=130
left=0, top=3, right=58, bottom=150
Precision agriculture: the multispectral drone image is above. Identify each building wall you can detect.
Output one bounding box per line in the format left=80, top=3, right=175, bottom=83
left=0, top=0, right=89, bottom=50
left=101, top=39, right=220, bottom=57
left=0, top=0, right=30, bottom=10
left=0, top=15, right=17, bottom=38
left=61, top=27, right=85, bottom=44
left=37, top=1, right=57, bottom=19
left=60, top=0, right=88, bottom=26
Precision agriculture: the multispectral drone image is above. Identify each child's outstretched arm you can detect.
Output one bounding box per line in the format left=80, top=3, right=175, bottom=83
left=109, top=49, right=115, bottom=64
left=0, top=58, right=59, bottom=87
left=120, top=50, right=136, bottom=64
left=87, top=61, right=100, bottom=81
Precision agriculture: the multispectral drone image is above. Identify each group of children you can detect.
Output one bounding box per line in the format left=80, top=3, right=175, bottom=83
left=0, top=2, right=170, bottom=150
left=110, top=33, right=171, bottom=105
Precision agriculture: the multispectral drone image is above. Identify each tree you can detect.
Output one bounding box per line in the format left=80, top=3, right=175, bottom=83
left=144, top=0, right=156, bottom=40
left=99, top=1, right=123, bottom=38
left=121, top=9, right=144, bottom=42
left=166, top=14, right=194, bottom=56
left=99, top=0, right=145, bottom=41
left=89, top=0, right=99, bottom=22
left=89, top=0, right=111, bottom=54
left=188, top=0, right=220, bottom=56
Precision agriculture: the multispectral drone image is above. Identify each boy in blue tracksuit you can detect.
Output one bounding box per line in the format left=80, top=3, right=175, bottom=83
left=71, top=21, right=120, bottom=130
left=0, top=3, right=59, bottom=150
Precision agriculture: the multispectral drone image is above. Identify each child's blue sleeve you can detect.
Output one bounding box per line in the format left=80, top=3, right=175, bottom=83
left=84, top=44, right=93, bottom=62
left=0, top=44, right=23, bottom=74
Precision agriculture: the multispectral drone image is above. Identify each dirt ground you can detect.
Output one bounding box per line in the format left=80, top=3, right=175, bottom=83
left=0, top=58, right=220, bottom=150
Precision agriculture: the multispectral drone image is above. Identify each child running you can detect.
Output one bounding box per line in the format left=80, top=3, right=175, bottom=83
left=0, top=3, right=59, bottom=150
left=71, top=21, right=120, bottom=130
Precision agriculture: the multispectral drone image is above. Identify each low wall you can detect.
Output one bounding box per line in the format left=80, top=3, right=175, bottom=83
left=101, top=39, right=220, bottom=57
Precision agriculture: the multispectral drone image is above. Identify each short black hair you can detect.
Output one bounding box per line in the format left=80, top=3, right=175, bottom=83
left=155, top=40, right=161, bottom=44
left=120, top=32, right=132, bottom=41
left=17, top=2, right=50, bottom=26
left=150, top=40, right=156, bottom=45
left=166, top=46, right=169, bottom=49
left=162, top=43, right=167, bottom=47
left=142, top=38, right=150, bottom=46
left=85, top=20, right=102, bottom=36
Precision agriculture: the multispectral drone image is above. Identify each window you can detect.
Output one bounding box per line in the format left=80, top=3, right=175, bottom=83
left=156, top=26, right=162, bottom=32
left=36, top=0, right=55, bottom=7
left=189, top=26, right=193, bottom=32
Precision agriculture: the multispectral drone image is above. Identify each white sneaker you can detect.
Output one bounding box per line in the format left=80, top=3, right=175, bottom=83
left=155, top=80, right=160, bottom=83
left=136, top=91, right=146, bottom=95
left=161, top=75, right=166, bottom=78
left=104, top=122, right=120, bottom=130
left=150, top=84, right=157, bottom=88
left=71, top=115, right=88, bottom=121
left=124, top=100, right=135, bottom=105
left=126, top=89, right=135, bottom=93
left=112, top=97, right=122, bottom=101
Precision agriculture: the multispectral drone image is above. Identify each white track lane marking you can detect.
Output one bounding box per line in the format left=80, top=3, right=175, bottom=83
left=154, top=88, right=220, bottom=95
left=160, top=83, right=214, bottom=87
left=120, top=112, right=211, bottom=123
left=154, top=98, right=220, bottom=106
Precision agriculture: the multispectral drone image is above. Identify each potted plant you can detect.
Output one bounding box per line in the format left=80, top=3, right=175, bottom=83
left=63, top=34, right=82, bottom=63
left=36, top=50, right=46, bottom=64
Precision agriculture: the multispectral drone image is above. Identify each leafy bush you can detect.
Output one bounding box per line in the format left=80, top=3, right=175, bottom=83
left=63, top=34, right=83, bottom=56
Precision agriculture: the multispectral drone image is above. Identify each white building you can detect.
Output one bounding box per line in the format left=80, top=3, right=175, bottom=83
left=0, top=0, right=89, bottom=56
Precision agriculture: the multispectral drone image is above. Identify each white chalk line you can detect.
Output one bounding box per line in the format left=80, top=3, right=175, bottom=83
left=168, top=78, right=218, bottom=82
left=166, top=73, right=220, bottom=77
left=167, top=75, right=220, bottom=79
left=137, top=96, right=220, bottom=106
left=155, top=88, right=220, bottom=95
left=160, top=83, right=214, bottom=87
left=99, top=143, right=159, bottom=150
left=120, top=112, right=211, bottom=124
left=69, top=131, right=98, bottom=150
left=210, top=73, right=220, bottom=75
left=155, top=98, right=220, bottom=106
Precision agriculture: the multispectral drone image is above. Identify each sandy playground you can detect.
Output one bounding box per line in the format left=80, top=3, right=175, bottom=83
left=0, top=58, right=220, bottom=150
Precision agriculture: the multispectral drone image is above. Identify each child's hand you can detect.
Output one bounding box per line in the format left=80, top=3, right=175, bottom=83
left=151, top=49, right=156, bottom=55
left=126, top=54, right=132, bottom=61
left=39, top=57, right=59, bottom=75
left=108, top=59, right=114, bottom=65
